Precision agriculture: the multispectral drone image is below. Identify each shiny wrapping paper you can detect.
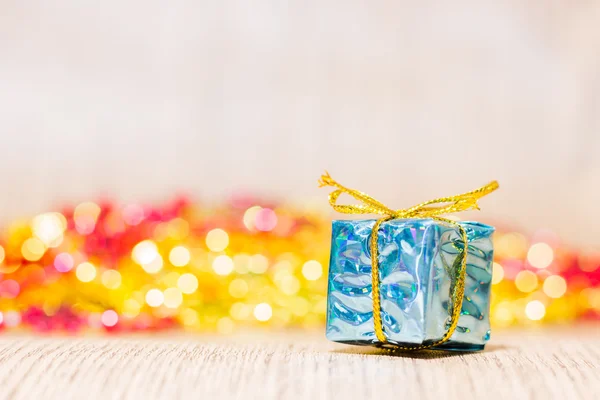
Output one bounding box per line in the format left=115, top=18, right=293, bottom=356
left=326, top=219, right=494, bottom=351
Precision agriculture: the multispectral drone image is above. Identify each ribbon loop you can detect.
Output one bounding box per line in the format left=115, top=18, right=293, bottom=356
left=320, top=172, right=499, bottom=351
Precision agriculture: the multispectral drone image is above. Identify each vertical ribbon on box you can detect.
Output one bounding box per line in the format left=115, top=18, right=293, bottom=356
left=319, top=172, right=499, bottom=350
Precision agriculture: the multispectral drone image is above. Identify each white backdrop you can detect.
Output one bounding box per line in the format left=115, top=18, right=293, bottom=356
left=1, top=1, right=599, bottom=245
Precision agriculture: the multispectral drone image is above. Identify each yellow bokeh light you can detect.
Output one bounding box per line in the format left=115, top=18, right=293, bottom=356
left=142, top=255, right=163, bottom=274
left=21, top=237, right=46, bottom=262
left=101, top=269, right=122, bottom=289
left=74, top=202, right=101, bottom=220
left=527, top=242, right=554, bottom=269
left=169, top=246, right=191, bottom=267
left=492, top=301, right=514, bottom=327
left=492, top=262, right=504, bottom=284
left=132, top=240, right=159, bottom=265
left=515, top=270, right=538, bottom=293
left=163, top=288, right=183, bottom=309
left=274, top=308, right=292, bottom=324
left=543, top=275, right=567, bottom=298
left=302, top=260, right=322, bottom=281
left=233, top=254, right=251, bottom=274
left=0, top=245, right=5, bottom=264
left=243, top=206, right=262, bottom=231
left=32, top=212, right=66, bottom=247
left=217, top=317, right=235, bottom=334
left=525, top=300, right=546, bottom=321
left=167, top=218, right=189, bottom=240
left=273, top=260, right=293, bottom=274
left=76, top=262, right=97, bottom=282
left=205, top=228, right=229, bottom=252
left=248, top=254, right=269, bottom=274
left=587, top=289, right=600, bottom=310
left=313, top=297, right=327, bottom=314
left=254, top=303, right=273, bottom=322
left=180, top=308, right=199, bottom=326
left=495, top=232, right=528, bottom=258
left=177, top=273, right=199, bottom=294
left=123, top=299, right=141, bottom=318
left=212, top=255, right=234, bottom=276
left=228, top=279, right=249, bottom=298
left=145, top=289, right=164, bottom=307
left=230, top=302, right=252, bottom=320
left=279, top=275, right=300, bottom=295
left=290, top=297, right=309, bottom=316
left=74, top=202, right=101, bottom=235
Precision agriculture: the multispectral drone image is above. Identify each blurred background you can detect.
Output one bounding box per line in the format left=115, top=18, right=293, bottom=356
left=0, top=2, right=599, bottom=333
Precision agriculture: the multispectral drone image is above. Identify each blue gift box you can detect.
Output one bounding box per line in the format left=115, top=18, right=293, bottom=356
left=326, top=218, right=494, bottom=351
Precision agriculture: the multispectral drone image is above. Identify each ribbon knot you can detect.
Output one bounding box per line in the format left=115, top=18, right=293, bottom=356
left=320, top=171, right=499, bottom=350
left=319, top=171, right=498, bottom=220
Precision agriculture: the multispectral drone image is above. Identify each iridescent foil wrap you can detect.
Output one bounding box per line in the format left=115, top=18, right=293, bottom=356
left=326, top=219, right=494, bottom=351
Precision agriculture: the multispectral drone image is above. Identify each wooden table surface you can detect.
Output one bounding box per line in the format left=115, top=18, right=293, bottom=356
left=0, top=326, right=598, bottom=400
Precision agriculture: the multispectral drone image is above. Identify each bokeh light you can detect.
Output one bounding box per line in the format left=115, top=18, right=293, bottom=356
left=217, top=317, right=235, bottom=334
left=146, top=289, right=164, bottom=307
left=0, top=280, right=20, bottom=299
left=525, top=300, right=546, bottom=321
left=54, top=253, right=74, bottom=273
left=248, top=254, right=268, bottom=274
left=76, top=262, right=97, bottom=282
left=206, top=229, right=229, bottom=252
left=492, top=262, right=504, bottom=284
left=142, top=255, right=163, bottom=274
left=132, top=240, right=159, bottom=266
left=122, top=204, right=144, bottom=226
left=302, top=260, right=323, bottom=281
left=74, top=202, right=101, bottom=235
left=0, top=195, right=597, bottom=334
left=4, top=311, right=21, bottom=327
left=101, top=310, right=119, bottom=327
left=21, top=238, right=46, bottom=262
left=177, top=273, right=199, bottom=294
left=101, top=270, right=122, bottom=289
left=213, top=255, right=234, bottom=276
left=527, top=242, right=554, bottom=269
left=515, top=270, right=538, bottom=293
left=32, top=212, right=66, bottom=247
left=543, top=275, right=567, bottom=298
left=254, top=303, right=272, bottom=322
left=123, top=299, right=141, bottom=318
left=169, top=246, right=191, bottom=267
left=243, top=206, right=262, bottom=231
left=254, top=208, right=277, bottom=232
left=164, top=288, right=183, bottom=309
left=228, top=279, right=249, bottom=298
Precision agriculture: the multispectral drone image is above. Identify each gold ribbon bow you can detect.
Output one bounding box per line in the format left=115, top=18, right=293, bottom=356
left=319, top=172, right=499, bottom=350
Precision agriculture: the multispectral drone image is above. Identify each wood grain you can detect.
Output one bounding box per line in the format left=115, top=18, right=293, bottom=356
left=0, top=328, right=598, bottom=400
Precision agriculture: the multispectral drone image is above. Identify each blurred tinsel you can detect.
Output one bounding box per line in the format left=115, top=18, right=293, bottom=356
left=0, top=196, right=598, bottom=333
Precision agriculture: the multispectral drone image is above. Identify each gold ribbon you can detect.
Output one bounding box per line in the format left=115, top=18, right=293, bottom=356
left=319, top=172, right=499, bottom=350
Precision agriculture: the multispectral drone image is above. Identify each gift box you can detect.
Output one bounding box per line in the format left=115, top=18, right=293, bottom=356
left=325, top=218, right=494, bottom=351
left=318, top=172, right=499, bottom=351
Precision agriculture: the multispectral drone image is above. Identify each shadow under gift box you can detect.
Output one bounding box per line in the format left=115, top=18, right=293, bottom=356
left=326, top=219, right=494, bottom=351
